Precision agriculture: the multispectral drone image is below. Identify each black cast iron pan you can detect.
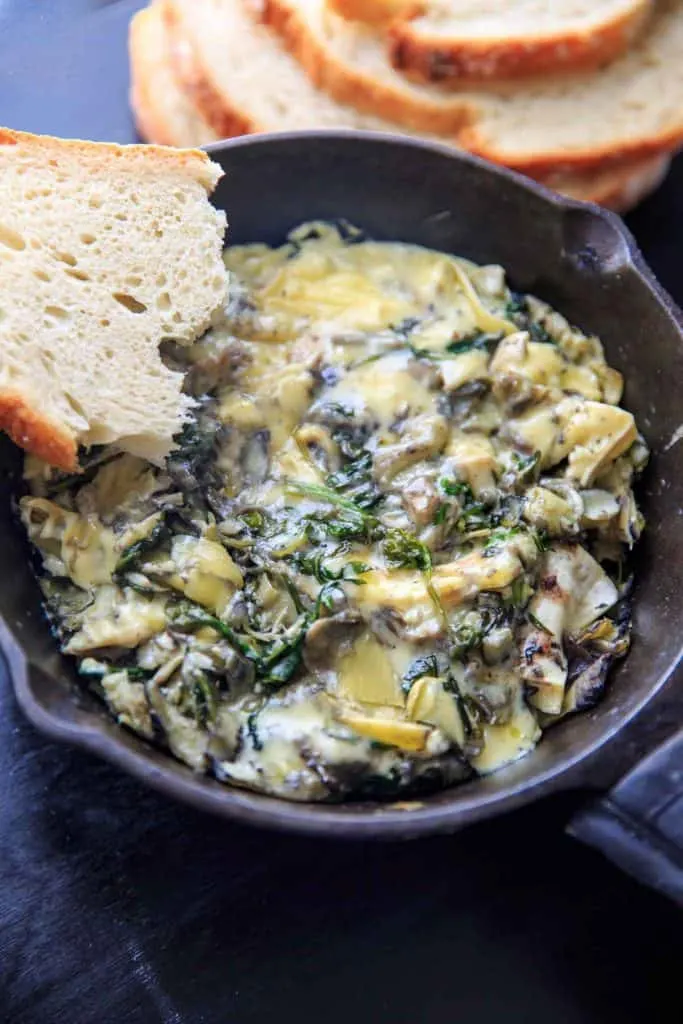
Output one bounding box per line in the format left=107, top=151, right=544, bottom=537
left=3, top=133, right=682, bottom=870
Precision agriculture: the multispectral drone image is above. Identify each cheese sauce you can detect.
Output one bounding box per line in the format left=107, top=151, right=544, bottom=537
left=21, top=223, right=647, bottom=801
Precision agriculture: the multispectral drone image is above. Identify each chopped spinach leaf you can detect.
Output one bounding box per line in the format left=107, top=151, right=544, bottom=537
left=115, top=516, right=170, bottom=576
left=383, top=529, right=432, bottom=573
left=446, top=330, right=501, bottom=356
left=402, top=654, right=440, bottom=694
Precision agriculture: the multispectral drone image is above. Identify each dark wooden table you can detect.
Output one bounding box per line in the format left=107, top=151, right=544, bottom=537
left=1, top=4, right=681, bottom=1022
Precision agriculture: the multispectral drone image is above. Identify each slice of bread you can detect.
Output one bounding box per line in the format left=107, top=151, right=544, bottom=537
left=134, top=0, right=667, bottom=215
left=388, top=0, right=653, bottom=83
left=166, top=0, right=476, bottom=137
left=130, top=3, right=218, bottom=147
left=546, top=152, right=669, bottom=212
left=0, top=127, right=227, bottom=470
left=164, top=0, right=459, bottom=138
left=261, top=0, right=683, bottom=172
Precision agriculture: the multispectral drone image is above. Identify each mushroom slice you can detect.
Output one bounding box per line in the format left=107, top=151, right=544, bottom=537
left=580, top=489, right=620, bottom=527
left=562, top=654, right=612, bottom=716
left=303, top=611, right=363, bottom=675
left=373, top=413, right=449, bottom=486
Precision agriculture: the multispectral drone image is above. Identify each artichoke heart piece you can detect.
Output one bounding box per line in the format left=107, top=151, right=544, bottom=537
left=65, top=587, right=167, bottom=654
left=432, top=546, right=523, bottom=606
left=508, top=397, right=636, bottom=486
left=21, top=497, right=118, bottom=589
left=523, top=485, right=577, bottom=536
left=507, top=398, right=582, bottom=467
left=85, top=455, right=159, bottom=519
left=337, top=711, right=431, bottom=752
left=101, top=670, right=154, bottom=738
left=443, top=433, right=496, bottom=496
left=168, top=536, right=244, bottom=615
left=565, top=402, right=637, bottom=487
left=373, top=414, right=449, bottom=485
left=439, top=350, right=489, bottom=393
left=521, top=544, right=618, bottom=714
left=336, top=633, right=405, bottom=707
left=446, top=259, right=516, bottom=337
left=406, top=675, right=465, bottom=747
left=490, top=332, right=566, bottom=386
left=62, top=517, right=118, bottom=589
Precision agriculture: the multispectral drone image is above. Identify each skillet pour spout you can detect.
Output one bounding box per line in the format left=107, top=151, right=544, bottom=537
left=3, top=131, right=683, bottom=843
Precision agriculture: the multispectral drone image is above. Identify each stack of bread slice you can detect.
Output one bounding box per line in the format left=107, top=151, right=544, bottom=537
left=129, top=0, right=683, bottom=211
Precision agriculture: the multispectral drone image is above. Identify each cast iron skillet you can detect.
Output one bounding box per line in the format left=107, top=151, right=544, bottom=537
left=3, top=131, right=683, bottom=841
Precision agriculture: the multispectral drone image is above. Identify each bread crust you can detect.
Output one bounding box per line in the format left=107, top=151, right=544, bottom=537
left=130, top=8, right=177, bottom=146
left=0, top=85, right=226, bottom=469
left=130, top=4, right=218, bottom=145
left=259, top=0, right=476, bottom=135
left=0, top=392, right=77, bottom=471
left=162, top=0, right=259, bottom=137
left=0, top=125, right=221, bottom=190
left=388, top=1, right=653, bottom=84
left=460, top=123, right=683, bottom=176
left=146, top=0, right=670, bottom=211
left=260, top=0, right=683, bottom=173
left=544, top=153, right=669, bottom=211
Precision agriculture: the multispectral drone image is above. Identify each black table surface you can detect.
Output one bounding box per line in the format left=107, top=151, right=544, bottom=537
left=1, top=4, right=682, bottom=1022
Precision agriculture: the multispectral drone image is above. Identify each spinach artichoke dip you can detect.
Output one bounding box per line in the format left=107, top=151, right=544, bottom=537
left=21, top=223, right=648, bottom=802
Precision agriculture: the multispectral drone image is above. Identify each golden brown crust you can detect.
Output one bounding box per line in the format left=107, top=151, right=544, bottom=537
left=0, top=122, right=220, bottom=187
left=548, top=153, right=669, bottom=211
left=259, top=0, right=475, bottom=136
left=143, top=0, right=671, bottom=206
left=258, top=0, right=681, bottom=173
left=465, top=126, right=683, bottom=177
left=388, top=2, right=652, bottom=84
left=129, top=4, right=219, bottom=147
left=0, top=392, right=77, bottom=472
left=327, top=0, right=418, bottom=28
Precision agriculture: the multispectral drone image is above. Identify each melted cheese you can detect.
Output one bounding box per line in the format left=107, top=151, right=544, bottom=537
left=27, top=223, right=645, bottom=804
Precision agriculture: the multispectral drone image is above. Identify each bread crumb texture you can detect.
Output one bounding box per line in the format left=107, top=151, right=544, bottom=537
left=0, top=127, right=227, bottom=469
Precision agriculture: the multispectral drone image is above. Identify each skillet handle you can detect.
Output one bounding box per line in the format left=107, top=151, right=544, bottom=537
left=568, top=728, right=683, bottom=906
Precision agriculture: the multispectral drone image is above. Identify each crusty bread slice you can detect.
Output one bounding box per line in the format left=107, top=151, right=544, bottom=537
left=0, top=127, right=227, bottom=470
left=134, top=0, right=667, bottom=215
left=166, top=0, right=475, bottom=137
left=546, top=152, right=669, bottom=212
left=388, top=0, right=653, bottom=83
left=130, top=3, right=218, bottom=147
left=262, top=0, right=683, bottom=172
left=163, top=0, right=456, bottom=137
